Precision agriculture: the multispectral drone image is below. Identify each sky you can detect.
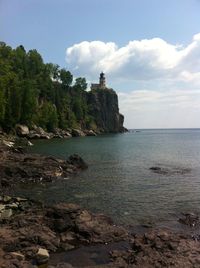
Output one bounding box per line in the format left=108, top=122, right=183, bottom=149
left=0, top=0, right=200, bottom=128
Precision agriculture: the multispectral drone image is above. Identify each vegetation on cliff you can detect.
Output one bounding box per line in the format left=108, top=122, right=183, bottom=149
left=0, top=42, right=125, bottom=133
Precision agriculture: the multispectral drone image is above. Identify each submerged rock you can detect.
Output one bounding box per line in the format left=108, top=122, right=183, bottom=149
left=149, top=166, right=191, bottom=175
left=179, top=213, right=200, bottom=227
left=68, top=154, right=88, bottom=170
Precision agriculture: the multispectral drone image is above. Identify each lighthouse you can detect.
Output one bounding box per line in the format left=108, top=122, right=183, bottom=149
left=91, top=72, right=107, bottom=90
left=99, top=72, right=106, bottom=89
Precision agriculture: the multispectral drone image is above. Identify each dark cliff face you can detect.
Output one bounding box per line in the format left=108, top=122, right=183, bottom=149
left=87, top=88, right=126, bottom=133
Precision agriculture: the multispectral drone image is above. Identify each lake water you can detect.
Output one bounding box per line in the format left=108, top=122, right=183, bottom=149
left=16, top=129, right=200, bottom=228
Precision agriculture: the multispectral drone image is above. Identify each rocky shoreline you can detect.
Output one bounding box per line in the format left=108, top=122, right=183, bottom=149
left=0, top=136, right=88, bottom=190
left=1, top=136, right=200, bottom=267
left=1, top=194, right=200, bottom=268
left=14, top=124, right=99, bottom=140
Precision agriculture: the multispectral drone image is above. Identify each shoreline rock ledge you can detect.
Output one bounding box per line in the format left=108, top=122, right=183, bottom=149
left=0, top=196, right=128, bottom=268
left=1, top=196, right=200, bottom=267
left=0, top=140, right=88, bottom=188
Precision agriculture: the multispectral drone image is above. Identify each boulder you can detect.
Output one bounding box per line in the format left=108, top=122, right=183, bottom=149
left=28, top=131, right=41, bottom=139
left=2, top=140, right=14, bottom=147
left=179, top=213, right=200, bottom=227
left=28, top=127, right=51, bottom=139
left=53, top=128, right=72, bottom=138
left=0, top=208, right=12, bottom=220
left=84, top=130, right=97, bottom=136
left=36, top=248, right=49, bottom=265
left=68, top=154, right=88, bottom=170
left=15, top=124, right=29, bottom=137
left=71, top=129, right=85, bottom=137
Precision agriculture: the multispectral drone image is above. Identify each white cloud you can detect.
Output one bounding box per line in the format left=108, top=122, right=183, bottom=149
left=66, top=34, right=200, bottom=84
left=65, top=34, right=200, bottom=128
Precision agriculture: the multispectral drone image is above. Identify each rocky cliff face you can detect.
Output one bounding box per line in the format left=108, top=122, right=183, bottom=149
left=87, top=88, right=127, bottom=133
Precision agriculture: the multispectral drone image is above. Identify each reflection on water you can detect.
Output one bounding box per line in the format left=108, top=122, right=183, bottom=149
left=15, top=129, right=200, bottom=227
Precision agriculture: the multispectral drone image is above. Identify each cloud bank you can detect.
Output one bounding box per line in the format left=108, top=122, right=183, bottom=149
left=66, top=34, right=200, bottom=128
left=66, top=34, right=200, bottom=84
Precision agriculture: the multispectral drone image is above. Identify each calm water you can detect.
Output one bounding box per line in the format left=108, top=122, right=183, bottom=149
left=15, top=129, right=200, bottom=227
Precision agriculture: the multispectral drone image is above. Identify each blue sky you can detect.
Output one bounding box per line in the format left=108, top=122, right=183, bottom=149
left=1, top=0, right=200, bottom=128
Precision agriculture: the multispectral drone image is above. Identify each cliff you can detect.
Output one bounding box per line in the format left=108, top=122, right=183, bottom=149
left=87, top=88, right=127, bottom=133
left=0, top=43, right=127, bottom=134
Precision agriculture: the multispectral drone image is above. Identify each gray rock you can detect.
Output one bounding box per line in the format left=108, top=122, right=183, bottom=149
left=84, top=130, right=97, bottom=136
left=10, top=252, right=25, bottom=261
left=0, top=204, right=5, bottom=211
left=71, top=129, right=85, bottom=137
left=15, top=124, right=29, bottom=137
left=2, top=140, right=15, bottom=147
left=36, top=248, right=49, bottom=265
left=0, top=208, right=13, bottom=219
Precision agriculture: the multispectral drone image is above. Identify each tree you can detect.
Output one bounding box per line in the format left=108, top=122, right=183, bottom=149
left=20, top=80, right=37, bottom=125
left=60, top=69, right=73, bottom=87
left=37, top=102, right=58, bottom=131
left=74, top=77, right=87, bottom=91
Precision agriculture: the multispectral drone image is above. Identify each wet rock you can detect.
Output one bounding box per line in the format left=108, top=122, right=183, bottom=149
left=149, top=166, right=191, bottom=175
left=179, top=213, right=200, bottom=227
left=0, top=145, right=88, bottom=186
left=60, top=243, right=75, bottom=251
left=68, top=154, right=88, bottom=170
left=110, top=229, right=200, bottom=267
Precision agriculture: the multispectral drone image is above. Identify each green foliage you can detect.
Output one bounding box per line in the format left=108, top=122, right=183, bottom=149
left=37, top=102, right=58, bottom=131
left=74, top=77, right=87, bottom=91
left=60, top=68, right=73, bottom=87
left=0, top=42, right=97, bottom=132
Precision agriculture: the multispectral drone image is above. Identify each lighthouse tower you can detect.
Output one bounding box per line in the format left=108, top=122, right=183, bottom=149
left=99, top=72, right=106, bottom=89
left=91, top=72, right=107, bottom=90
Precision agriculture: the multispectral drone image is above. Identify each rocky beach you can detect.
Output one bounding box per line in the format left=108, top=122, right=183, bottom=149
left=1, top=135, right=200, bottom=268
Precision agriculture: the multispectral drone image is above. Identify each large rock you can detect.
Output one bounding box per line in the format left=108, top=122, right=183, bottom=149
left=84, top=130, right=97, bottom=136
left=87, top=88, right=126, bottom=133
left=0, top=142, right=88, bottom=185
left=15, top=124, right=29, bottom=137
left=28, top=127, right=51, bottom=139
left=53, top=128, right=72, bottom=138
left=71, top=129, right=85, bottom=137
left=68, top=154, right=88, bottom=170
left=36, top=248, right=49, bottom=265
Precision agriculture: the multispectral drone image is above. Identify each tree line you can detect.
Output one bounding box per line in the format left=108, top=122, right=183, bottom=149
left=0, top=42, right=97, bottom=132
